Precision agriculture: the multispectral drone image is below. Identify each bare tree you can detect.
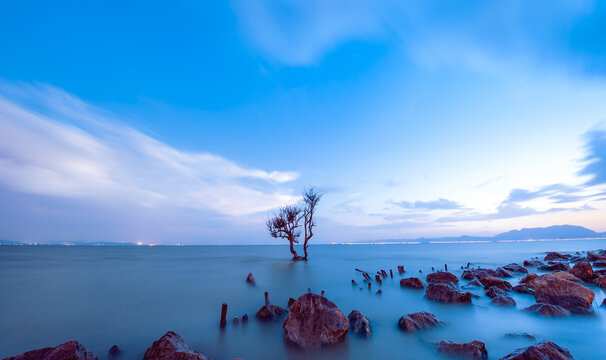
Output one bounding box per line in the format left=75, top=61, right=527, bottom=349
left=266, top=204, right=305, bottom=260
left=302, top=187, right=322, bottom=260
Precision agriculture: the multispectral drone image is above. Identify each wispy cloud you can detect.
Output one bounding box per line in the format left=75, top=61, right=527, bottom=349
left=393, top=198, right=462, bottom=210
left=0, top=83, right=300, bottom=218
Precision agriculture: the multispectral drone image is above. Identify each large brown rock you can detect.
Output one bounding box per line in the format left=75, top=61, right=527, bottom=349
left=499, top=340, right=574, bottom=360
left=144, top=332, right=209, bottom=360
left=502, top=263, right=528, bottom=274
left=3, top=341, right=98, bottom=360
left=398, top=311, right=442, bottom=332
left=587, top=252, right=606, bottom=262
left=283, top=293, right=349, bottom=349
left=569, top=261, right=593, bottom=281
left=427, top=271, right=459, bottom=284
left=437, top=340, right=488, bottom=360
left=479, top=276, right=512, bottom=291
left=425, top=283, right=472, bottom=304
left=534, top=275, right=595, bottom=314
left=400, top=277, right=424, bottom=289
left=485, top=286, right=508, bottom=298
left=495, top=267, right=513, bottom=277
left=348, top=310, right=372, bottom=337
left=543, top=272, right=581, bottom=282
left=525, top=303, right=571, bottom=317
left=462, top=268, right=498, bottom=280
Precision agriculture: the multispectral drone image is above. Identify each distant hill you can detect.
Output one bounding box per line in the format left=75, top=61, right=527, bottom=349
left=0, top=239, right=139, bottom=246
left=365, top=225, right=606, bottom=244
left=0, top=239, right=24, bottom=245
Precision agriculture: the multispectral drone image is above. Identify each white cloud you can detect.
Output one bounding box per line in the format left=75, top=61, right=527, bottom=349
left=0, top=83, right=300, bottom=217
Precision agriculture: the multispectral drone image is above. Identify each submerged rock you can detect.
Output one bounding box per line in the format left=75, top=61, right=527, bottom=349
left=587, top=252, right=606, bottom=262
left=3, top=340, right=98, bottom=360
left=495, top=267, right=513, bottom=277
left=539, top=262, right=570, bottom=272
left=525, top=303, right=571, bottom=317
left=492, top=295, right=516, bottom=306
left=427, top=271, right=459, bottom=284
left=595, top=276, right=606, bottom=289
left=569, top=261, right=593, bottom=281
left=425, top=283, right=472, bottom=304
left=437, top=340, right=488, bottom=360
left=246, top=272, right=255, bottom=284
left=479, top=276, right=512, bottom=291
left=283, top=293, right=349, bottom=349
left=462, top=268, right=498, bottom=280
left=400, top=277, right=424, bottom=289
left=523, top=259, right=545, bottom=268
left=108, top=345, right=121, bottom=360
left=520, top=273, right=539, bottom=287
left=534, top=275, right=595, bottom=314
left=485, top=286, right=508, bottom=298
left=544, top=252, right=570, bottom=261
left=502, top=263, right=528, bottom=274
left=398, top=311, right=442, bottom=332
left=593, top=261, right=606, bottom=268
left=256, top=304, right=287, bottom=321
left=144, top=331, right=209, bottom=360
left=499, top=340, right=574, bottom=360
left=505, top=333, right=536, bottom=340
left=512, top=284, right=534, bottom=295
left=543, top=272, right=581, bottom=282
left=348, top=310, right=372, bottom=337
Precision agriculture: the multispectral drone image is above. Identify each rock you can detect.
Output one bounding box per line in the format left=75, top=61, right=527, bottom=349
left=499, top=340, right=574, bottom=360
left=256, top=304, right=287, bottom=321
left=427, top=271, right=459, bottom=284
left=593, top=275, right=606, bottom=289
left=348, top=310, right=372, bottom=337
left=520, top=273, right=539, bottom=286
left=543, top=272, right=581, bottom=282
left=569, top=261, right=593, bottom=281
left=283, top=293, right=349, bottom=349
left=144, top=331, right=209, bottom=360
left=523, top=259, right=545, bottom=267
left=502, top=263, right=528, bottom=274
left=468, top=279, right=482, bottom=287
left=569, top=255, right=587, bottom=263
left=602, top=299, right=606, bottom=307
left=512, top=284, right=534, bottom=295
left=400, top=277, right=424, bottom=289
left=544, top=252, right=570, bottom=261
left=534, top=275, right=595, bottom=314
left=2, top=340, right=98, bottom=360
left=485, top=286, right=508, bottom=298
left=437, top=340, right=488, bottom=360
left=287, top=297, right=296, bottom=308
left=495, top=267, right=513, bottom=277
left=505, top=333, right=536, bottom=340
left=587, top=252, right=606, bottom=262
left=525, top=303, right=571, bottom=317
left=425, top=283, right=472, bottom=304
left=539, top=262, right=570, bottom=272
left=593, top=261, right=606, bottom=268
left=479, top=276, right=512, bottom=291
left=108, top=345, right=121, bottom=360
left=398, top=311, right=442, bottom=332
left=462, top=268, right=498, bottom=280
left=246, top=272, right=255, bottom=284
left=491, top=295, right=516, bottom=306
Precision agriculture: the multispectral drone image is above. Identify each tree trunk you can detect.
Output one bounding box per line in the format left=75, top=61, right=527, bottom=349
left=289, top=239, right=298, bottom=258
left=303, top=239, right=309, bottom=260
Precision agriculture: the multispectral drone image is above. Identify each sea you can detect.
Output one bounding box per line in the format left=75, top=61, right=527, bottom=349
left=1, top=240, right=606, bottom=359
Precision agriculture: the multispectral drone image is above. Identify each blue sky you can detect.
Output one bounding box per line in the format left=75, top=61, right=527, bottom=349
left=1, top=1, right=606, bottom=244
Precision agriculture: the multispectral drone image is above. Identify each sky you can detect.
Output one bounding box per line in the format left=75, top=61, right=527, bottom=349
left=1, top=1, right=606, bottom=244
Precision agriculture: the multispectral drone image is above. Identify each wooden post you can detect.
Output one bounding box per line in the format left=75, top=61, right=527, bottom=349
left=445, top=264, right=448, bottom=271
left=321, top=290, right=325, bottom=296
left=375, top=274, right=382, bottom=284
left=264, top=291, right=269, bottom=306
left=390, top=269, right=393, bottom=277
left=220, top=303, right=227, bottom=328
left=368, top=282, right=371, bottom=290
left=352, top=279, right=357, bottom=285
left=381, top=270, right=387, bottom=277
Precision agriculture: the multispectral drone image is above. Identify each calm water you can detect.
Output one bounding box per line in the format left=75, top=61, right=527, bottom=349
left=1, top=241, right=606, bottom=360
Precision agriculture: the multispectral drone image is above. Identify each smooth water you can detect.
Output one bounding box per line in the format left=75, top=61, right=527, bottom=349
left=1, top=241, right=606, bottom=360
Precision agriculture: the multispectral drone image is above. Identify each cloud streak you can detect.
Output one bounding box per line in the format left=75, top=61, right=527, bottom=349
left=0, top=83, right=300, bottom=218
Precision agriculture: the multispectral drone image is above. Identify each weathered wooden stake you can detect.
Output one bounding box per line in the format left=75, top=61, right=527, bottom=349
left=264, top=291, right=269, bottom=306
left=321, top=290, right=325, bottom=296
left=390, top=269, right=393, bottom=277
left=375, top=274, right=382, bottom=284
left=352, top=279, right=357, bottom=285
left=445, top=264, right=448, bottom=271
left=368, top=282, right=371, bottom=290
left=220, top=303, right=228, bottom=328
left=381, top=270, right=387, bottom=277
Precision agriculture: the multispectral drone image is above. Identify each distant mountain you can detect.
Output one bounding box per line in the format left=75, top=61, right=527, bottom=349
left=0, top=240, right=139, bottom=246
left=493, top=225, right=602, bottom=240
left=366, top=225, right=606, bottom=244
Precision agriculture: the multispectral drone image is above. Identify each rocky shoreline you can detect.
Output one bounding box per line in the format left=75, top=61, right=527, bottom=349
left=4, top=248, right=606, bottom=360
